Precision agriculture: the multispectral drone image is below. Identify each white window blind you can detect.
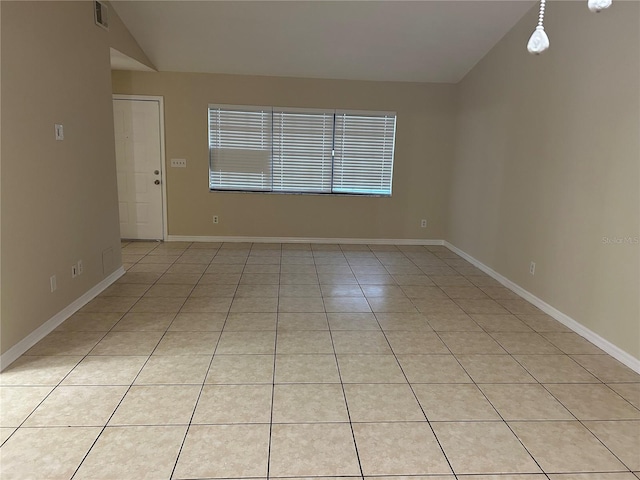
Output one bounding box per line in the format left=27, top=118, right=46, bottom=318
left=208, top=104, right=397, bottom=196
left=209, top=106, right=272, bottom=191
left=272, top=109, right=333, bottom=193
left=333, top=111, right=396, bottom=195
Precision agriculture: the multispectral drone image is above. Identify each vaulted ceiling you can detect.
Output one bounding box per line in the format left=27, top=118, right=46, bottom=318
left=112, top=1, right=535, bottom=83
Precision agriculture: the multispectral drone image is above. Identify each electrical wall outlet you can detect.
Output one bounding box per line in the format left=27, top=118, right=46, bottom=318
left=420, top=219, right=427, bottom=228
left=71, top=264, right=78, bottom=278
left=529, top=261, right=536, bottom=275
left=170, top=158, right=187, bottom=168
left=50, top=275, right=57, bottom=292
left=77, top=260, right=84, bottom=275
left=213, top=215, right=219, bottom=224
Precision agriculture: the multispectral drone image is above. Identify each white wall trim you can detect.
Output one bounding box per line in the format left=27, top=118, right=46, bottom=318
left=167, top=235, right=445, bottom=246
left=444, top=241, right=640, bottom=374
left=0, top=267, right=126, bottom=371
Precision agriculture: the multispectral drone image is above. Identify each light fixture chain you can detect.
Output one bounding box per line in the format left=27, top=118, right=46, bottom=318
left=538, top=0, right=546, bottom=27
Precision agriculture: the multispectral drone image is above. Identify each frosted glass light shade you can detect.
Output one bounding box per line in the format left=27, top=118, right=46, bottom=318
left=588, top=0, right=612, bottom=12
left=527, top=26, right=550, bottom=54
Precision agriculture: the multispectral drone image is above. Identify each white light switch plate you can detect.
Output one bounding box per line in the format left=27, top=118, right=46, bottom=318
left=55, top=124, right=64, bottom=141
left=171, top=159, right=187, bottom=168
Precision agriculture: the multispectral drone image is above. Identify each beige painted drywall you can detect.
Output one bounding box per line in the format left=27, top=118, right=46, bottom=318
left=112, top=71, right=456, bottom=240
left=449, top=2, right=640, bottom=358
left=0, top=1, right=132, bottom=355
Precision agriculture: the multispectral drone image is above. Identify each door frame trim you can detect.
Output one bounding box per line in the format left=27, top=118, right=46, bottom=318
left=113, top=94, right=168, bottom=241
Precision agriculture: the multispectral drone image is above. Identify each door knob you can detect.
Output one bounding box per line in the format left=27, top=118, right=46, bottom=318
left=154, top=180, right=161, bottom=185
left=154, top=170, right=160, bottom=175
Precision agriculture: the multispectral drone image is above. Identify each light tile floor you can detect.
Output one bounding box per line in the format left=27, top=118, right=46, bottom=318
left=1, top=241, right=639, bottom=479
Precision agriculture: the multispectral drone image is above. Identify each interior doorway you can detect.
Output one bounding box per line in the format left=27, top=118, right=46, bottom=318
left=113, top=95, right=167, bottom=240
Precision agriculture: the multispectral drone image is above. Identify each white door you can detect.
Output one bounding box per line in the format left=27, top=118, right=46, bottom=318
left=113, top=98, right=164, bottom=240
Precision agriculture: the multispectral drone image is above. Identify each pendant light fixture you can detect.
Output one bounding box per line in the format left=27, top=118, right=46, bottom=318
left=527, top=0, right=549, bottom=54
left=588, top=0, right=613, bottom=13
left=527, top=0, right=613, bottom=54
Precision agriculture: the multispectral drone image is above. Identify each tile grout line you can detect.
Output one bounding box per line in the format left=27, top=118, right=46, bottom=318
left=73, top=241, right=220, bottom=479
left=424, top=251, right=557, bottom=477
left=3, top=243, right=175, bottom=442
left=374, top=246, right=586, bottom=477
left=438, top=249, right=637, bottom=477
left=10, top=241, right=170, bottom=471
left=325, top=244, right=366, bottom=479
left=168, top=242, right=231, bottom=480
left=436, top=322, right=554, bottom=477
left=70, top=241, right=190, bottom=479
left=368, top=245, right=460, bottom=478
left=428, top=248, right=562, bottom=480
left=266, top=242, right=283, bottom=480
left=530, top=374, right=639, bottom=474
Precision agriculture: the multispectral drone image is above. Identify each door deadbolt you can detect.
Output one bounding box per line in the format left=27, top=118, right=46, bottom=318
left=154, top=170, right=160, bottom=175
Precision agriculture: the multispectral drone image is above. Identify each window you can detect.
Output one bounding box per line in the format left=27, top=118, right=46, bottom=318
left=272, top=109, right=334, bottom=193
left=333, top=111, right=395, bottom=195
left=208, top=106, right=272, bottom=191
left=208, top=105, right=396, bottom=196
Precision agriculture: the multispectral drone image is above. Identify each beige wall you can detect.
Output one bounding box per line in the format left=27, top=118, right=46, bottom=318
left=0, top=1, right=133, bottom=355
left=449, top=2, right=640, bottom=358
left=112, top=71, right=456, bottom=240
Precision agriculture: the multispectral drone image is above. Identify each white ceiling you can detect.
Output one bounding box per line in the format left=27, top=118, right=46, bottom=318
left=112, top=1, right=535, bottom=84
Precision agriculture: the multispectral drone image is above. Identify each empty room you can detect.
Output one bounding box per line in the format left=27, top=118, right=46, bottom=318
left=1, top=0, right=639, bottom=479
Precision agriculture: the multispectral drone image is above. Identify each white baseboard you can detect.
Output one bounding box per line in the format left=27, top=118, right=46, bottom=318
left=167, top=235, right=444, bottom=246
left=0, top=267, right=126, bottom=371
left=444, top=241, right=640, bottom=374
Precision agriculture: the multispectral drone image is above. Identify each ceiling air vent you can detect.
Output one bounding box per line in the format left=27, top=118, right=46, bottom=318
left=94, top=1, right=109, bottom=30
